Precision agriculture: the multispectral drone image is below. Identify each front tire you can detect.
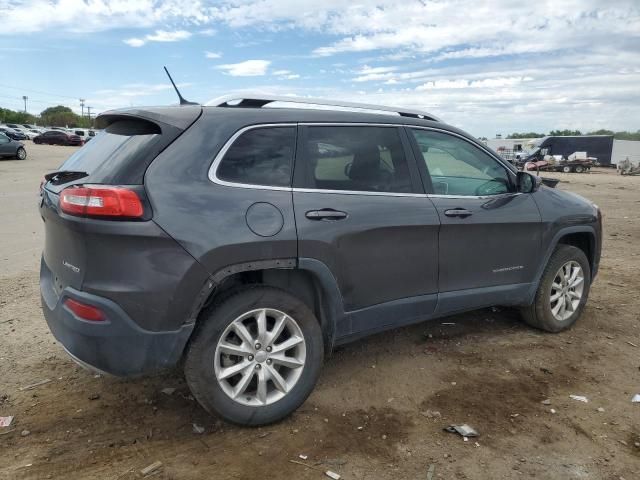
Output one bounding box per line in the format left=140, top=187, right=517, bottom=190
left=16, top=147, right=26, bottom=160
left=185, top=286, right=324, bottom=426
left=521, top=245, right=591, bottom=332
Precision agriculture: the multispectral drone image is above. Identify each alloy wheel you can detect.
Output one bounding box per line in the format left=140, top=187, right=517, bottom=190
left=214, top=308, right=306, bottom=407
left=549, top=261, right=584, bottom=321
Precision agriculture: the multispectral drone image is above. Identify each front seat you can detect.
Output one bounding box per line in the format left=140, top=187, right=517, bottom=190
left=348, top=145, right=389, bottom=191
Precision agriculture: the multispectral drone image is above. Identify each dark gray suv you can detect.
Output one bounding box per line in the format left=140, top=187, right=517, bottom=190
left=39, top=96, right=602, bottom=425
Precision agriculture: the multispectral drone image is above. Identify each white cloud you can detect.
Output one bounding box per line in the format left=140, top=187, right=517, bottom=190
left=123, top=37, right=145, bottom=48
left=217, top=59, right=271, bottom=76
left=123, top=29, right=191, bottom=47
left=205, top=50, right=222, bottom=59
left=4, top=0, right=639, bottom=135
left=146, top=29, right=191, bottom=42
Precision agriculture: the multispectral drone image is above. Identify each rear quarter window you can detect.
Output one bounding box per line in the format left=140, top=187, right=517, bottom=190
left=216, top=126, right=296, bottom=187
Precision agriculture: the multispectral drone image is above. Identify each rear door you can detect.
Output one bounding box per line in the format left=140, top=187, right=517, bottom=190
left=293, top=124, right=440, bottom=334
left=407, top=128, right=541, bottom=308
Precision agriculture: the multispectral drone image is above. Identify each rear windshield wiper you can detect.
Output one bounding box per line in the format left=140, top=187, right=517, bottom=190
left=44, top=170, right=89, bottom=185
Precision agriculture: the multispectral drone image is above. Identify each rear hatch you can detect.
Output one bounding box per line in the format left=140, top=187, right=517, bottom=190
left=40, top=105, right=201, bottom=292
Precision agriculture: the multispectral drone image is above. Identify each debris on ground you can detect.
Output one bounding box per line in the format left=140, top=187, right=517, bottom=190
left=632, top=394, right=640, bottom=403
left=444, top=424, right=479, bottom=437
left=627, top=341, right=638, bottom=348
left=299, top=454, right=308, bottom=460
left=550, top=409, right=557, bottom=414
left=427, top=464, right=436, bottom=480
left=87, top=393, right=100, bottom=401
left=21, top=430, right=30, bottom=437
left=540, top=367, right=553, bottom=375
left=541, top=399, right=552, bottom=405
left=0, top=416, right=14, bottom=427
left=570, top=395, right=589, bottom=403
left=441, top=322, right=456, bottom=326
left=325, top=471, right=341, bottom=480
left=140, top=461, right=163, bottom=476
left=192, top=423, right=205, bottom=434
left=161, top=387, right=176, bottom=396
left=19, top=379, right=51, bottom=391
left=597, top=407, right=605, bottom=412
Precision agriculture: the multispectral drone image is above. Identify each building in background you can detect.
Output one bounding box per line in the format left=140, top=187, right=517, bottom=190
left=485, top=135, right=640, bottom=167
left=612, top=139, right=640, bottom=166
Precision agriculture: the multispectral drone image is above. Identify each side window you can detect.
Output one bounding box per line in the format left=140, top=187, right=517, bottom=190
left=303, top=126, right=413, bottom=193
left=410, top=129, right=512, bottom=196
left=217, top=127, right=295, bottom=187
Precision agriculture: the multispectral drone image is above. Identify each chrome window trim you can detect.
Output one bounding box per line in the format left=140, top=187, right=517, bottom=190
left=208, top=122, right=517, bottom=197
left=291, top=187, right=426, bottom=198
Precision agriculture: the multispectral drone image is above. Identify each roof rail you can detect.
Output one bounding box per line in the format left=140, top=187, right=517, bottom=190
left=207, top=94, right=441, bottom=122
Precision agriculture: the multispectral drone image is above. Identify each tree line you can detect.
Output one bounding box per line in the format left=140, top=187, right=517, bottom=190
left=0, top=105, right=93, bottom=128
left=506, top=129, right=640, bottom=140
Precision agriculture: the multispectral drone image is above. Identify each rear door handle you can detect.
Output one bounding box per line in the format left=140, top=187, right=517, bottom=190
left=306, top=209, right=348, bottom=220
left=444, top=208, right=473, bottom=218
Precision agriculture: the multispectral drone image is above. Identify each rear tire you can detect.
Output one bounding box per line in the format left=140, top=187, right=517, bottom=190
left=562, top=165, right=572, bottom=173
left=184, top=286, right=324, bottom=426
left=521, top=245, right=591, bottom=332
left=574, top=165, right=584, bottom=173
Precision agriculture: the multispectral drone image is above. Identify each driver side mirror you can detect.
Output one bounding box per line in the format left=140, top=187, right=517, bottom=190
left=516, top=171, right=541, bottom=193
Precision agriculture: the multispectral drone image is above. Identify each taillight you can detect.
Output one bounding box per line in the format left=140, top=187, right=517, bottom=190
left=64, top=298, right=105, bottom=322
left=59, top=186, right=144, bottom=218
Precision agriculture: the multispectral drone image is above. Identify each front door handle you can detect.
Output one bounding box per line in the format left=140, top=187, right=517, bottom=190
left=444, top=208, right=473, bottom=218
left=306, top=209, right=348, bottom=220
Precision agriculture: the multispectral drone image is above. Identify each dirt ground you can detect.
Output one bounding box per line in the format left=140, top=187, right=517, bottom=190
left=1, top=144, right=639, bottom=480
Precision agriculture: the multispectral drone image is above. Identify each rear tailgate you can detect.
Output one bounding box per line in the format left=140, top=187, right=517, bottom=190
left=40, top=106, right=202, bottom=308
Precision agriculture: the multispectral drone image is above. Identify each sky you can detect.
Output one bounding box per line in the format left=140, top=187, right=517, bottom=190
left=0, top=0, right=639, bottom=137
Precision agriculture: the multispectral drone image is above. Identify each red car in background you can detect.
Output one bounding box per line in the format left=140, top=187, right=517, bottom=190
left=33, top=130, right=84, bottom=146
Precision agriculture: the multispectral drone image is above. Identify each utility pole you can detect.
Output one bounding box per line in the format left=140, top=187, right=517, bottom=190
left=80, top=99, right=85, bottom=118
left=22, top=96, right=28, bottom=113
left=87, top=106, right=92, bottom=127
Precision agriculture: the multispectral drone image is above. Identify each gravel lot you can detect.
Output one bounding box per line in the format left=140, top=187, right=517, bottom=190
left=1, top=143, right=639, bottom=479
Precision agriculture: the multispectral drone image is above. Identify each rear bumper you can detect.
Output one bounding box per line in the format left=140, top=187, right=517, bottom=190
left=40, top=258, right=193, bottom=376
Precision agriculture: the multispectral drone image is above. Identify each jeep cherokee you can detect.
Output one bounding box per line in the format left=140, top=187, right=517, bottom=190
left=39, top=95, right=602, bottom=426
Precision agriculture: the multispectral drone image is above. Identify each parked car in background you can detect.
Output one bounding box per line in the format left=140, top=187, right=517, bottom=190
left=22, top=124, right=42, bottom=131
left=0, top=132, right=27, bottom=160
left=16, top=128, right=38, bottom=140
left=33, top=130, right=84, bottom=146
left=70, top=128, right=97, bottom=142
left=39, top=95, right=601, bottom=427
left=0, top=127, right=28, bottom=141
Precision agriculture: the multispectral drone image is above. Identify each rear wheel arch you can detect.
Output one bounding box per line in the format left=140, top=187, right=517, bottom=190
left=194, top=263, right=342, bottom=354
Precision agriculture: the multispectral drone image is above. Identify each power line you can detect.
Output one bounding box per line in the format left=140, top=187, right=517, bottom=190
left=0, top=82, right=80, bottom=100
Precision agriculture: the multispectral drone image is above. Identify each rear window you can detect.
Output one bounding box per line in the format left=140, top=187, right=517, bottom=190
left=216, top=126, right=295, bottom=187
left=58, top=119, right=177, bottom=185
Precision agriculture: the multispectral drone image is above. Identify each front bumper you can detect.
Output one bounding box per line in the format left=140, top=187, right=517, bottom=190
left=40, top=258, right=194, bottom=376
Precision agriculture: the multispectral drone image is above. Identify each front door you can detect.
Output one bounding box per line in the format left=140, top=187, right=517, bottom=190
left=293, top=124, right=440, bottom=334
left=407, top=128, right=541, bottom=309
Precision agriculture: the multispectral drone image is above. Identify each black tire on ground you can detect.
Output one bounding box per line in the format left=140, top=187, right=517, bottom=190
left=574, top=165, right=584, bottom=173
left=16, top=147, right=26, bottom=160
left=562, top=165, right=573, bottom=173
left=184, top=286, right=324, bottom=426
left=521, top=245, right=591, bottom=332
